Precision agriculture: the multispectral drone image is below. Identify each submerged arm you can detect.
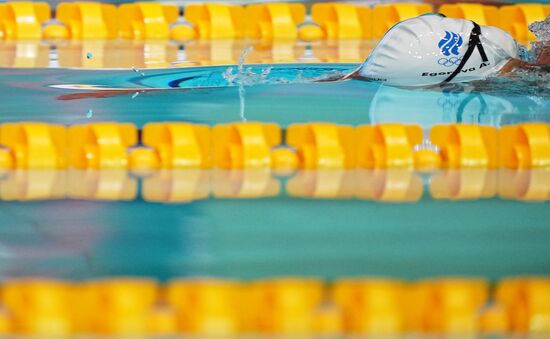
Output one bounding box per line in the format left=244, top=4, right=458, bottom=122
left=499, top=42, right=550, bottom=75
left=535, top=42, right=550, bottom=65
left=499, top=58, right=550, bottom=76
left=315, top=67, right=362, bottom=83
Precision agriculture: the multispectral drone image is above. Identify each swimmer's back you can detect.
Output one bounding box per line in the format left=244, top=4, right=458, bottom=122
left=357, top=14, right=519, bottom=86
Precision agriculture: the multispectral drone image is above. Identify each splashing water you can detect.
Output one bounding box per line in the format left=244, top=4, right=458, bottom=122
left=238, top=46, right=253, bottom=74
left=529, top=15, right=550, bottom=63
left=222, top=64, right=344, bottom=86
left=235, top=46, right=254, bottom=122
left=132, top=66, right=145, bottom=77
left=529, top=15, right=550, bottom=41
left=222, top=46, right=349, bottom=121
left=238, top=84, right=247, bottom=122
left=222, top=46, right=345, bottom=87
left=86, top=109, right=93, bottom=119
left=223, top=46, right=269, bottom=87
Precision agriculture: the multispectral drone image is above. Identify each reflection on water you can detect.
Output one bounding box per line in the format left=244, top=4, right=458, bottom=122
left=1, top=169, right=549, bottom=202
left=0, top=40, right=375, bottom=69
left=0, top=65, right=364, bottom=126
left=0, top=169, right=549, bottom=280
left=0, top=49, right=549, bottom=281
left=370, top=80, right=550, bottom=129
left=369, top=84, right=521, bottom=129
left=0, top=64, right=548, bottom=129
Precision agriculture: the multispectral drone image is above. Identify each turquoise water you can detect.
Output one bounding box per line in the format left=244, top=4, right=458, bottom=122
left=1, top=64, right=549, bottom=129
left=0, top=63, right=549, bottom=281
left=0, top=171, right=549, bottom=281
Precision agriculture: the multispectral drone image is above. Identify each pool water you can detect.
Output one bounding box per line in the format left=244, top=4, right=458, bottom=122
left=1, top=63, right=549, bottom=128
left=0, top=58, right=549, bottom=282
left=0, top=169, right=549, bottom=281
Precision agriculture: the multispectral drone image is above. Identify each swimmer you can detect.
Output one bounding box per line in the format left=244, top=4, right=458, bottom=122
left=54, top=14, right=549, bottom=100
left=330, top=14, right=550, bottom=87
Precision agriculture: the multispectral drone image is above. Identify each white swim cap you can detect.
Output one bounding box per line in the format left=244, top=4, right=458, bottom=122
left=358, top=15, right=520, bottom=86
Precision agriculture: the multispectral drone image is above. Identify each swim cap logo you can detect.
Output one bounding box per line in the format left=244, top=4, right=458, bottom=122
left=438, top=31, right=463, bottom=56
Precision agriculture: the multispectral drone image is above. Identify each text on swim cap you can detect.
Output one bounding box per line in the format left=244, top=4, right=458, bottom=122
left=421, top=62, right=490, bottom=77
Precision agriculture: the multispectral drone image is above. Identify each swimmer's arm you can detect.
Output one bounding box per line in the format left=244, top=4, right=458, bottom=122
left=536, top=43, right=550, bottom=65
left=500, top=43, right=550, bottom=75
left=498, top=59, right=532, bottom=75
left=498, top=58, right=550, bottom=75
left=315, top=68, right=362, bottom=82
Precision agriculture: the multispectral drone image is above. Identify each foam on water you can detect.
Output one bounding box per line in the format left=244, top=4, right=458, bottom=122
left=529, top=15, right=550, bottom=41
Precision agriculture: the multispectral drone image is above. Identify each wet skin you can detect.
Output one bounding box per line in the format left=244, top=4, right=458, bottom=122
left=499, top=42, right=550, bottom=75
left=536, top=43, right=550, bottom=65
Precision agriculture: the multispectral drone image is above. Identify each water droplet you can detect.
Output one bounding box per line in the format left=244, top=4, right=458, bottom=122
left=132, top=66, right=145, bottom=77
left=132, top=92, right=140, bottom=99
left=86, top=52, right=93, bottom=59
left=238, top=46, right=253, bottom=74
left=86, top=109, right=93, bottom=119
left=238, top=84, right=247, bottom=122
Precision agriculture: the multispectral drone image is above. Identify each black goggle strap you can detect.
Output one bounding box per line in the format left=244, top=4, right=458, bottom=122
left=442, top=21, right=489, bottom=84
